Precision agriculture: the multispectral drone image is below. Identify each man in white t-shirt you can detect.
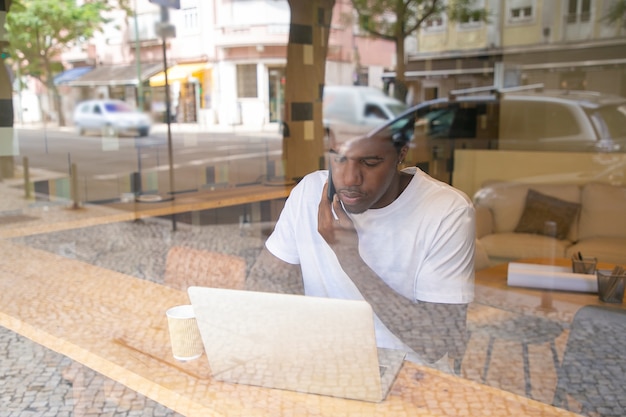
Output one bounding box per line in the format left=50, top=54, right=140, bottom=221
left=260, top=129, right=475, bottom=369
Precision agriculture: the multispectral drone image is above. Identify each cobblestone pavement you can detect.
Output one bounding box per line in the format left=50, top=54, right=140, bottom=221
left=0, top=330, right=182, bottom=417
left=3, top=216, right=624, bottom=416
left=2, top=218, right=271, bottom=417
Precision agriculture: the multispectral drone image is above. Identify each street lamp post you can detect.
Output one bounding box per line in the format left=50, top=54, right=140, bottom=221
left=146, top=0, right=179, bottom=230
left=160, top=16, right=175, bottom=197
left=133, top=0, right=144, bottom=111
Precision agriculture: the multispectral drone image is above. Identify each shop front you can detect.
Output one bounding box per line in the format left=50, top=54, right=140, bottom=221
left=149, top=62, right=211, bottom=123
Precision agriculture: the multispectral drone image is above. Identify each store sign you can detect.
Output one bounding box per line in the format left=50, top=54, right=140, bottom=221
left=155, top=22, right=176, bottom=39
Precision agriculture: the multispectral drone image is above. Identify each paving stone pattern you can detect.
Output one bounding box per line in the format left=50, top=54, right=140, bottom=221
left=3, top=218, right=267, bottom=417
left=3, top=217, right=623, bottom=416
left=0, top=329, right=182, bottom=417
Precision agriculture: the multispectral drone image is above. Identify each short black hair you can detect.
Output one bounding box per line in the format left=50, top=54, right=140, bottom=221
left=390, top=132, right=409, bottom=154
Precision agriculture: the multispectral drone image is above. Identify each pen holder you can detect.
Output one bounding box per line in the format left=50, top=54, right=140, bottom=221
left=572, top=257, right=597, bottom=274
left=596, top=271, right=625, bottom=304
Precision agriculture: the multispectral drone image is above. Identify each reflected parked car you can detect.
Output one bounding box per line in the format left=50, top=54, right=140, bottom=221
left=323, top=85, right=408, bottom=147
left=73, top=99, right=152, bottom=137
left=369, top=87, right=626, bottom=183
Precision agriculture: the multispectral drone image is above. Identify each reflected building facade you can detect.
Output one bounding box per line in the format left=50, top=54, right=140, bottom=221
left=387, top=0, right=626, bottom=102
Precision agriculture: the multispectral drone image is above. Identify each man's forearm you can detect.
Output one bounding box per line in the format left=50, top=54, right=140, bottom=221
left=333, top=244, right=468, bottom=363
left=246, top=248, right=304, bottom=295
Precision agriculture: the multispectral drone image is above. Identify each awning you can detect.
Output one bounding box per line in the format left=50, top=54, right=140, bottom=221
left=53, top=66, right=94, bottom=86
left=68, top=62, right=164, bottom=87
left=149, top=62, right=210, bottom=87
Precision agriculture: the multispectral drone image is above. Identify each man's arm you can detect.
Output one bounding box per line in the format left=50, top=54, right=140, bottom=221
left=245, top=247, right=304, bottom=295
left=331, top=238, right=467, bottom=363
left=318, top=184, right=469, bottom=364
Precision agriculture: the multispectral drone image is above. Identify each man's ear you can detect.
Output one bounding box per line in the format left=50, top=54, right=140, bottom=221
left=398, top=145, right=409, bottom=164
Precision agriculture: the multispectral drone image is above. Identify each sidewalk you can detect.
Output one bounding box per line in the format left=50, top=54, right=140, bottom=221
left=0, top=176, right=277, bottom=416
left=14, top=120, right=283, bottom=137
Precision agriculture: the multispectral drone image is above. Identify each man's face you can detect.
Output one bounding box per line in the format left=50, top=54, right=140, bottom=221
left=329, top=135, right=404, bottom=214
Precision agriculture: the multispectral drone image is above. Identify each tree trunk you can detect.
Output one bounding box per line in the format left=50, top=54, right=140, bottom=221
left=393, top=17, right=407, bottom=103
left=283, top=0, right=335, bottom=182
left=52, top=85, right=65, bottom=126
left=0, top=0, right=15, bottom=179
left=42, top=53, right=66, bottom=126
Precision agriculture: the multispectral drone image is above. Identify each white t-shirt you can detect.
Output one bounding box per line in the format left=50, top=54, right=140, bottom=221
left=265, top=167, right=475, bottom=354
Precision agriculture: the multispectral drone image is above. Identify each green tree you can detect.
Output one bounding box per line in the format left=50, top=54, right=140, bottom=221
left=602, top=0, right=626, bottom=28
left=350, top=0, right=489, bottom=101
left=5, top=0, right=119, bottom=126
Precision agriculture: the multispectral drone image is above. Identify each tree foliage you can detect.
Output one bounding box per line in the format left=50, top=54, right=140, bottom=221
left=601, top=0, right=626, bottom=28
left=350, top=0, right=489, bottom=101
left=5, top=0, right=127, bottom=124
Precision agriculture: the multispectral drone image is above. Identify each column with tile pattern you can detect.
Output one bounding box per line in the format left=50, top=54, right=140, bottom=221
left=283, top=0, right=334, bottom=181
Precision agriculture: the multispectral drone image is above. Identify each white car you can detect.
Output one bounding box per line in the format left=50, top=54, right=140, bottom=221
left=323, top=85, right=408, bottom=147
left=73, top=99, right=152, bottom=137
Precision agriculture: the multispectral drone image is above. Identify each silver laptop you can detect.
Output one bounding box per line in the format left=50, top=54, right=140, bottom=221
left=187, top=286, right=406, bottom=402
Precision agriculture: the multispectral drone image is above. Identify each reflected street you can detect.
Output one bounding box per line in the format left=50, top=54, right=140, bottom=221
left=14, top=124, right=284, bottom=203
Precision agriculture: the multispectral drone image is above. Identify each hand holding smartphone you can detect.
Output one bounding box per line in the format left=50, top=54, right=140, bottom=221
left=327, top=167, right=336, bottom=201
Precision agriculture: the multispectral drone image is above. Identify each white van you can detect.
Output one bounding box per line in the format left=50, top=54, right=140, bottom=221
left=323, top=85, right=407, bottom=146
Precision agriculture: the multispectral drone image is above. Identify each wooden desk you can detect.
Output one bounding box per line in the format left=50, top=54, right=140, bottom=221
left=0, top=241, right=578, bottom=417
left=104, top=184, right=293, bottom=220
left=0, top=183, right=292, bottom=239
left=475, top=258, right=623, bottom=322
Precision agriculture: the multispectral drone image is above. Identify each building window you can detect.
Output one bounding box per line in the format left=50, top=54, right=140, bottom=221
left=422, top=0, right=447, bottom=32
left=237, top=64, right=258, bottom=98
left=507, top=0, right=534, bottom=22
left=511, top=6, right=532, bottom=19
left=183, top=7, right=199, bottom=30
left=458, top=0, right=484, bottom=28
left=128, top=11, right=160, bottom=42
left=566, top=0, right=592, bottom=24
left=425, top=15, right=446, bottom=31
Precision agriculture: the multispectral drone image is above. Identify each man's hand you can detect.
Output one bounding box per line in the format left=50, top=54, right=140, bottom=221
left=318, top=181, right=357, bottom=247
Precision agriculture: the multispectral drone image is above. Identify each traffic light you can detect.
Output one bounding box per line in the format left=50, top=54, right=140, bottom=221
left=0, top=49, right=9, bottom=59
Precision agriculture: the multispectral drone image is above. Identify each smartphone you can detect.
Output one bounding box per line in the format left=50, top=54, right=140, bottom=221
left=327, top=167, right=336, bottom=201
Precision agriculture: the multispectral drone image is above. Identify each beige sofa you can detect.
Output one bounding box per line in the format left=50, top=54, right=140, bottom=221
left=473, top=181, right=626, bottom=269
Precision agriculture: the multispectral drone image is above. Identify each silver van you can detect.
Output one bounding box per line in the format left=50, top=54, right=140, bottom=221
left=323, top=85, right=407, bottom=146
left=370, top=87, right=626, bottom=183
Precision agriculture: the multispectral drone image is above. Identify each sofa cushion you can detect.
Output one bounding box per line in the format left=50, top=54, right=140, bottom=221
left=473, top=182, right=581, bottom=240
left=475, top=205, right=494, bottom=239
left=514, top=189, right=581, bottom=240
left=480, top=232, right=570, bottom=260
left=578, top=183, right=626, bottom=241
left=566, top=237, right=626, bottom=266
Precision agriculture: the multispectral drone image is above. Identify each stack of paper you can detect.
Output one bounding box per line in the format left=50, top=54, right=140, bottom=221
left=507, top=262, right=598, bottom=293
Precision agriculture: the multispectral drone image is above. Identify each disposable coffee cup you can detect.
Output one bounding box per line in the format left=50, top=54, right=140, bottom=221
left=166, top=305, right=203, bottom=361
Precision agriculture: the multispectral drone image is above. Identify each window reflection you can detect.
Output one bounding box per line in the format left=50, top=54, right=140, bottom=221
left=2, top=0, right=626, bottom=415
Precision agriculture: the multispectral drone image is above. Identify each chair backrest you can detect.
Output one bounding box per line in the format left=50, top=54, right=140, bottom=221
left=164, top=246, right=246, bottom=291
left=553, top=305, right=626, bottom=416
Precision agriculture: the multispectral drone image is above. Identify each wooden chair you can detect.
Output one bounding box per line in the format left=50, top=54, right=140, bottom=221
left=164, top=246, right=246, bottom=291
